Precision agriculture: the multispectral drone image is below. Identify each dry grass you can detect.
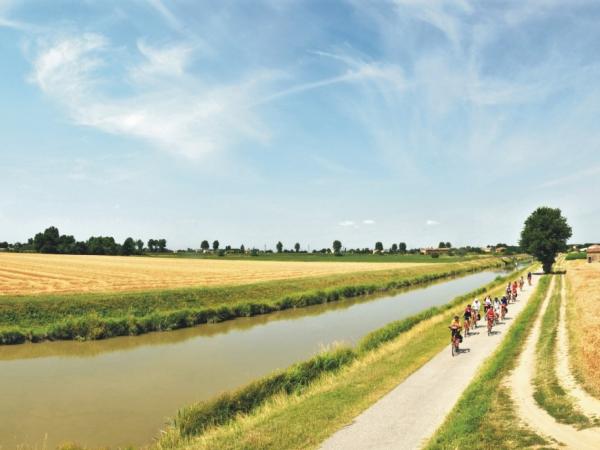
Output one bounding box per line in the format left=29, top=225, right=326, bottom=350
left=0, top=253, right=429, bottom=296
left=566, top=260, right=600, bottom=399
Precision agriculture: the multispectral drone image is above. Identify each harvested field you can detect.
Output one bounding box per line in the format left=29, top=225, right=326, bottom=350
left=0, top=253, right=430, bottom=296
left=566, top=260, right=600, bottom=399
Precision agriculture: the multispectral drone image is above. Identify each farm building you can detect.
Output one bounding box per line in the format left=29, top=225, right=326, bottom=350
left=587, top=244, right=600, bottom=263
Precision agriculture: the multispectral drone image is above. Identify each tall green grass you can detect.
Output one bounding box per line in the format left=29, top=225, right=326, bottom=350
left=0, top=258, right=514, bottom=345
left=171, top=265, right=533, bottom=440
left=533, top=275, right=591, bottom=427
left=425, top=275, right=551, bottom=450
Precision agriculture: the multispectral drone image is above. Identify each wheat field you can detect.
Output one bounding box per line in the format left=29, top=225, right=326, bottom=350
left=0, top=253, right=428, bottom=296
left=566, top=260, right=600, bottom=398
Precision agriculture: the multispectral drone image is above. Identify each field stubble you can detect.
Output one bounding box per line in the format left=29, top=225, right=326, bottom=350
left=0, top=253, right=430, bottom=296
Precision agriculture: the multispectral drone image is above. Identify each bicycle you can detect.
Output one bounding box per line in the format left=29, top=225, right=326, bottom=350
left=449, top=329, right=461, bottom=356
left=487, top=317, right=494, bottom=336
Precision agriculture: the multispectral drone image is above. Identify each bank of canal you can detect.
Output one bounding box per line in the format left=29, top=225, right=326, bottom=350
left=0, top=268, right=515, bottom=448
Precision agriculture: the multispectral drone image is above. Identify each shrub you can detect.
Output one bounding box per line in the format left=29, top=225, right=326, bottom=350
left=565, top=252, right=587, bottom=261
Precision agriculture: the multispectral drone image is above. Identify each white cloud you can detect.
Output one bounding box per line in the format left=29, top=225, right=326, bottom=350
left=28, top=34, right=272, bottom=160
left=426, top=219, right=439, bottom=226
left=339, top=220, right=356, bottom=227
left=363, top=219, right=375, bottom=225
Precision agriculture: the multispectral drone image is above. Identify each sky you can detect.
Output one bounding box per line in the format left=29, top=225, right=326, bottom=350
left=1, top=0, right=600, bottom=250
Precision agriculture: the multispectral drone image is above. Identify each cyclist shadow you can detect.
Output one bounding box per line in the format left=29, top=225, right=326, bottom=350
left=457, top=348, right=471, bottom=354
left=466, top=331, right=480, bottom=336
left=488, top=330, right=501, bottom=336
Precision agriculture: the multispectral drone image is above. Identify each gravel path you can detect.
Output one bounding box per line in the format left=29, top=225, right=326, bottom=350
left=321, top=273, right=539, bottom=450
left=509, top=276, right=600, bottom=449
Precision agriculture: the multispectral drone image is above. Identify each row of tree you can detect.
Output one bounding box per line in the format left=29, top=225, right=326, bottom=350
left=7, top=226, right=170, bottom=256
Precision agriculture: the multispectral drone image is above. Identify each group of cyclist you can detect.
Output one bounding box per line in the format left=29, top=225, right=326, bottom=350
left=449, top=272, right=532, bottom=354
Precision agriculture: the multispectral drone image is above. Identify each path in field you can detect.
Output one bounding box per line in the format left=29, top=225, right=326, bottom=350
left=556, top=278, right=600, bottom=421
left=321, top=274, right=539, bottom=450
left=509, top=276, right=600, bottom=449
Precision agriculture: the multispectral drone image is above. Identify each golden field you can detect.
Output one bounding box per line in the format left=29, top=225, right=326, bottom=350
left=0, top=253, right=430, bottom=296
left=566, top=260, right=600, bottom=398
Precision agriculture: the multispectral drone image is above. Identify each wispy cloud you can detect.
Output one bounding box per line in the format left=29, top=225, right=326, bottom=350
left=426, top=219, right=440, bottom=226
left=339, top=220, right=356, bottom=227
left=363, top=219, right=375, bottom=225
left=28, top=34, right=272, bottom=160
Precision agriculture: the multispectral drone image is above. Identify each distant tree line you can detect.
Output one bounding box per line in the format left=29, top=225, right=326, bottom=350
left=1, top=226, right=169, bottom=256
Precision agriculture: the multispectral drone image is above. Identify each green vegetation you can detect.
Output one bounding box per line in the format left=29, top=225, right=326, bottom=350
left=151, top=251, right=487, bottom=263
left=533, top=276, right=591, bottom=427
left=565, top=251, right=587, bottom=260
left=425, top=276, right=551, bottom=450
left=520, top=207, right=572, bottom=273
left=0, top=259, right=513, bottom=345
left=158, top=265, right=533, bottom=449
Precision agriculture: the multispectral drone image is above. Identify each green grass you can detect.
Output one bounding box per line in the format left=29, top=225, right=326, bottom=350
left=533, top=275, right=592, bottom=427
left=425, top=275, right=551, bottom=450
left=565, top=252, right=587, bottom=261
left=155, top=264, right=534, bottom=450
left=0, top=258, right=512, bottom=345
left=148, top=252, right=487, bottom=263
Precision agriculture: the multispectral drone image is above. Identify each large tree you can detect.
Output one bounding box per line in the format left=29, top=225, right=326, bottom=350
left=121, top=237, right=136, bottom=256
left=375, top=241, right=384, bottom=252
left=276, top=241, right=283, bottom=253
left=399, top=242, right=407, bottom=253
left=212, top=240, right=220, bottom=251
left=332, top=240, right=342, bottom=254
left=520, top=207, right=572, bottom=273
left=294, top=242, right=300, bottom=253
left=201, top=240, right=210, bottom=252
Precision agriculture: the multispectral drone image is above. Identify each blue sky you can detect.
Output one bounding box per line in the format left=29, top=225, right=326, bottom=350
left=1, top=0, right=600, bottom=250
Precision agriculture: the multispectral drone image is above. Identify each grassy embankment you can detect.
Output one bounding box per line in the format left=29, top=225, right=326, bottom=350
left=149, top=252, right=487, bottom=263
left=425, top=275, right=551, bottom=450
left=533, top=274, right=591, bottom=427
left=0, top=258, right=513, bottom=345
left=566, top=260, right=600, bottom=399
left=153, top=264, right=534, bottom=449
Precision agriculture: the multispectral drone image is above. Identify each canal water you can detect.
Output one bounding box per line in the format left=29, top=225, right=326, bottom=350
left=0, top=268, right=513, bottom=448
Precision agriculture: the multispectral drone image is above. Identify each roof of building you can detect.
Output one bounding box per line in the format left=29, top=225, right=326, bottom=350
left=587, top=244, right=600, bottom=253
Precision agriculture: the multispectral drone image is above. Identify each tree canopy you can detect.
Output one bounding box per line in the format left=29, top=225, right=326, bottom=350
left=520, top=207, right=572, bottom=273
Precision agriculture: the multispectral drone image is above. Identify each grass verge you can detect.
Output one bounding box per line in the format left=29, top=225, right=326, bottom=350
left=533, top=275, right=591, bottom=428
left=155, top=264, right=534, bottom=449
left=424, top=275, right=551, bottom=450
left=0, top=258, right=514, bottom=345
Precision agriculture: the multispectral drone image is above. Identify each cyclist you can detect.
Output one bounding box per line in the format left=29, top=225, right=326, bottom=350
left=501, top=296, right=508, bottom=319
left=486, top=303, right=495, bottom=334
left=527, top=271, right=532, bottom=285
left=472, top=298, right=481, bottom=326
left=519, top=276, right=525, bottom=291
left=449, top=315, right=463, bottom=342
left=484, top=296, right=492, bottom=312
left=493, top=297, right=501, bottom=323
left=463, top=304, right=473, bottom=334
left=506, top=283, right=512, bottom=298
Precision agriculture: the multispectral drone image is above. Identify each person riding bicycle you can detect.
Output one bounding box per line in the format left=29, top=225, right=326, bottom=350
left=449, top=316, right=463, bottom=342
left=486, top=304, right=495, bottom=330
left=484, top=296, right=492, bottom=312
left=501, top=296, right=508, bottom=317
left=463, top=304, right=473, bottom=331
left=493, top=297, right=501, bottom=321
left=472, top=299, right=481, bottom=323
left=527, top=271, right=532, bottom=285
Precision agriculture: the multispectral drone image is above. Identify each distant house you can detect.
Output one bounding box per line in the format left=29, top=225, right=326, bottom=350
left=587, top=244, right=600, bottom=263
left=495, top=247, right=507, bottom=254
left=420, top=247, right=450, bottom=255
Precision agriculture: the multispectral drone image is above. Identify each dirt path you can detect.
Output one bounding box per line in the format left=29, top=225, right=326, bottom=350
left=556, top=278, right=600, bottom=421
left=509, top=276, right=600, bottom=449
left=320, top=274, right=539, bottom=450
